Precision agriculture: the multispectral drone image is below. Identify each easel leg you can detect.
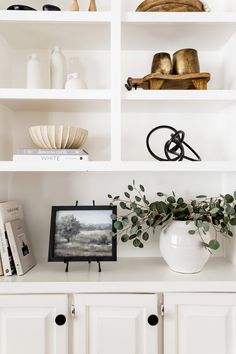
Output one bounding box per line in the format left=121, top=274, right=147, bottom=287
left=97, top=261, right=101, bottom=272
left=64, top=260, right=69, bottom=272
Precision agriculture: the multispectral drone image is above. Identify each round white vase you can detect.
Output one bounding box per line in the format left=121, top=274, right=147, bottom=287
left=65, top=73, right=87, bottom=90
left=159, top=221, right=211, bottom=274
left=27, top=54, right=43, bottom=89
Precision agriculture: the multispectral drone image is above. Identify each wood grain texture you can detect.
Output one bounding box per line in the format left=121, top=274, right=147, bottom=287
left=89, top=0, right=97, bottom=11
left=70, top=0, right=80, bottom=11
left=126, top=73, right=210, bottom=90
left=136, top=0, right=205, bottom=12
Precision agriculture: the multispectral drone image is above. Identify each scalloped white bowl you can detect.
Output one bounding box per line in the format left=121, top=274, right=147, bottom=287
left=29, top=125, right=88, bottom=149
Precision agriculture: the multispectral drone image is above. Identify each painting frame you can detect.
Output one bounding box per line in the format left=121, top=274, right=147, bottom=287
left=48, top=205, right=117, bottom=263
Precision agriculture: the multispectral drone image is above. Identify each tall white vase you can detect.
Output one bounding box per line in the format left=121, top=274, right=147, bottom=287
left=160, top=221, right=211, bottom=274
left=50, top=46, right=66, bottom=89
left=27, top=54, right=43, bottom=89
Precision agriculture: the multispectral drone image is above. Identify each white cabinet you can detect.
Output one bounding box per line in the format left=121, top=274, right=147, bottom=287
left=0, top=294, right=68, bottom=354
left=73, top=293, right=159, bottom=354
left=164, top=293, right=236, bottom=354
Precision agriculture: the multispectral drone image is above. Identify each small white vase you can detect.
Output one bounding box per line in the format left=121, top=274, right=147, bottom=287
left=27, top=54, right=43, bottom=89
left=160, top=221, right=211, bottom=274
left=65, top=73, right=87, bottom=90
left=50, top=46, right=67, bottom=89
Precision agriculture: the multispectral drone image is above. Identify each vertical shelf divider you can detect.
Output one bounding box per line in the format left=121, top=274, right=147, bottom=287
left=110, top=0, right=122, bottom=162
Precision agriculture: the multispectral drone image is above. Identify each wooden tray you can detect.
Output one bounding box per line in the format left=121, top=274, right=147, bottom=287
left=136, top=0, right=205, bottom=12
left=126, top=73, right=210, bottom=90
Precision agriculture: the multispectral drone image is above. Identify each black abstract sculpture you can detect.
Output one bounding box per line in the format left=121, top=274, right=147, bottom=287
left=7, top=5, right=36, bottom=10
left=146, top=125, right=201, bottom=161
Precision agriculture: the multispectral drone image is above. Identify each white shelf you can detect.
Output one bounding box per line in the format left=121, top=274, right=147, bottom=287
left=0, top=11, right=111, bottom=49
left=122, top=90, right=236, bottom=112
left=0, top=89, right=111, bottom=111
left=0, top=161, right=236, bottom=172
left=122, top=12, right=236, bottom=50
left=0, top=258, right=236, bottom=294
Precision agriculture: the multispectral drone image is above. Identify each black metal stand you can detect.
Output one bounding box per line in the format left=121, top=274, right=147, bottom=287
left=64, top=258, right=69, bottom=273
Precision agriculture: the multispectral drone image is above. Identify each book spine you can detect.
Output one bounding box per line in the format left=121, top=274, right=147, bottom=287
left=0, top=202, right=23, bottom=276
left=16, top=149, right=87, bottom=155
left=13, top=155, right=89, bottom=162
left=5, top=223, right=23, bottom=275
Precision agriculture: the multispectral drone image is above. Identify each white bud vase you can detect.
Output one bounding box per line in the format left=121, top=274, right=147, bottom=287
left=27, top=54, right=43, bottom=89
left=65, top=73, right=87, bottom=90
left=50, top=46, right=66, bottom=89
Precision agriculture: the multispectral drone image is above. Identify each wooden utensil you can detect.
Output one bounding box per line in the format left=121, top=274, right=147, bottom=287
left=71, top=0, right=80, bottom=11
left=89, top=0, right=97, bottom=11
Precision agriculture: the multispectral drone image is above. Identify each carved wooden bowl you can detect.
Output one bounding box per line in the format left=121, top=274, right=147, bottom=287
left=136, top=0, right=205, bottom=12
left=29, top=125, right=88, bottom=149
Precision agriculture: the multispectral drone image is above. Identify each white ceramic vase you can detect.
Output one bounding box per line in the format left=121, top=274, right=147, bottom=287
left=27, top=54, right=43, bottom=89
left=65, top=73, right=87, bottom=90
left=50, top=46, right=67, bottom=89
left=159, top=220, right=211, bottom=274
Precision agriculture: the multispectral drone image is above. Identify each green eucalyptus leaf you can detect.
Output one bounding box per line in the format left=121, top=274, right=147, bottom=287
left=120, top=202, right=127, bottom=209
left=114, top=221, right=123, bottom=230
left=129, top=234, right=136, bottom=240
left=234, top=191, right=236, bottom=200
left=131, top=215, right=138, bottom=224
left=140, top=185, right=145, bottom=192
left=210, top=207, right=219, bottom=215
left=225, top=194, right=234, bottom=203
left=108, top=194, right=112, bottom=198
left=133, top=238, right=141, bottom=247
left=114, top=196, right=120, bottom=200
left=177, top=197, right=184, bottom=204
left=208, top=240, right=220, bottom=250
left=202, top=222, right=210, bottom=232
left=157, top=192, right=164, bottom=197
left=121, top=234, right=129, bottom=242
left=196, top=195, right=207, bottom=199
left=228, top=230, right=234, bottom=237
left=167, top=196, right=176, bottom=204
left=230, top=218, right=236, bottom=226
left=139, top=242, right=144, bottom=248
left=128, top=185, right=133, bottom=191
left=226, top=206, right=235, bottom=215
left=188, top=230, right=196, bottom=235
left=130, top=202, right=137, bottom=210
left=135, top=196, right=141, bottom=202
left=142, top=232, right=149, bottom=241
left=111, top=213, right=117, bottom=221
left=124, top=192, right=130, bottom=198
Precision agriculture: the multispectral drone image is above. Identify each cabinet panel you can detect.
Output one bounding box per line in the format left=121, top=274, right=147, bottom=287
left=164, top=293, right=236, bottom=354
left=0, top=294, right=68, bottom=354
left=73, top=294, right=159, bottom=354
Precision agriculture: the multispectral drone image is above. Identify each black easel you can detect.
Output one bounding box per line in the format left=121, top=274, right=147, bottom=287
left=64, top=200, right=102, bottom=273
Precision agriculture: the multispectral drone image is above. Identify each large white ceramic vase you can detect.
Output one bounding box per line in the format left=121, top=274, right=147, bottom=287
left=160, top=220, right=211, bottom=274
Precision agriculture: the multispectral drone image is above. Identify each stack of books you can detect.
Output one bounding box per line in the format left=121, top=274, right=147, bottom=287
left=13, top=149, right=89, bottom=162
left=0, top=200, right=36, bottom=276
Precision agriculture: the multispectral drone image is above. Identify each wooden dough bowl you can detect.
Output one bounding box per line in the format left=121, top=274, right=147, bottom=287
left=126, top=73, right=211, bottom=90
left=136, top=0, right=205, bottom=12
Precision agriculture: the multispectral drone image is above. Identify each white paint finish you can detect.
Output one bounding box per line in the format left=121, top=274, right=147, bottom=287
left=0, top=258, right=235, bottom=293
left=0, top=294, right=68, bottom=354
left=164, top=293, right=236, bottom=354
left=73, top=293, right=158, bottom=354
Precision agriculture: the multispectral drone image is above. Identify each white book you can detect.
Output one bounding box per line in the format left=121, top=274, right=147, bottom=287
left=0, top=201, right=24, bottom=275
left=5, top=219, right=36, bottom=276
left=16, top=148, right=88, bottom=155
left=13, top=154, right=89, bottom=162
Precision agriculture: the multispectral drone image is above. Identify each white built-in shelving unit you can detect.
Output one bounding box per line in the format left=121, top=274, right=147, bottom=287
left=1, top=0, right=236, bottom=259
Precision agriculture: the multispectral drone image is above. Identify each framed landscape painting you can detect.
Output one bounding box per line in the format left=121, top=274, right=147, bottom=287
left=48, top=205, right=117, bottom=262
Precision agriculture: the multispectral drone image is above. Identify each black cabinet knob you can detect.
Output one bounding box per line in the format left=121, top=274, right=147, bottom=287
left=55, top=314, right=66, bottom=326
left=148, top=314, right=159, bottom=326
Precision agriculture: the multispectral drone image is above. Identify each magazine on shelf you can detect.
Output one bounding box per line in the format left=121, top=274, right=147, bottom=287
left=0, top=201, right=24, bottom=275
left=5, top=218, right=36, bottom=276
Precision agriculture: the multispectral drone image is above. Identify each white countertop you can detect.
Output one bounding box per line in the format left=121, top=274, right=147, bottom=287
left=0, top=258, right=236, bottom=294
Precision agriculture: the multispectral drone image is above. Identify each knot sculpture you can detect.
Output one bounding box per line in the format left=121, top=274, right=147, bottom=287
left=146, top=125, right=201, bottom=161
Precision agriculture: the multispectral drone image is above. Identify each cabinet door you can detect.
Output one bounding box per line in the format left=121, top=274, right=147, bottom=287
left=73, top=294, right=159, bottom=354
left=164, top=293, right=236, bottom=354
left=0, top=294, right=68, bottom=354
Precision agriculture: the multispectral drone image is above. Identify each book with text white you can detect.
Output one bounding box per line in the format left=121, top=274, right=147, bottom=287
left=0, top=201, right=24, bottom=275
left=5, top=219, right=36, bottom=276
left=13, top=154, right=89, bottom=162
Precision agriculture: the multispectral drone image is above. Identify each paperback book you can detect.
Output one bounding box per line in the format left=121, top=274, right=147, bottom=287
left=0, top=201, right=24, bottom=275
left=16, top=148, right=88, bottom=155
left=13, top=149, right=89, bottom=162
left=5, top=218, right=36, bottom=275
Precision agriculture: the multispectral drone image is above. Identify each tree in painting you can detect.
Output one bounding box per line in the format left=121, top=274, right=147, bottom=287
left=56, top=214, right=81, bottom=243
